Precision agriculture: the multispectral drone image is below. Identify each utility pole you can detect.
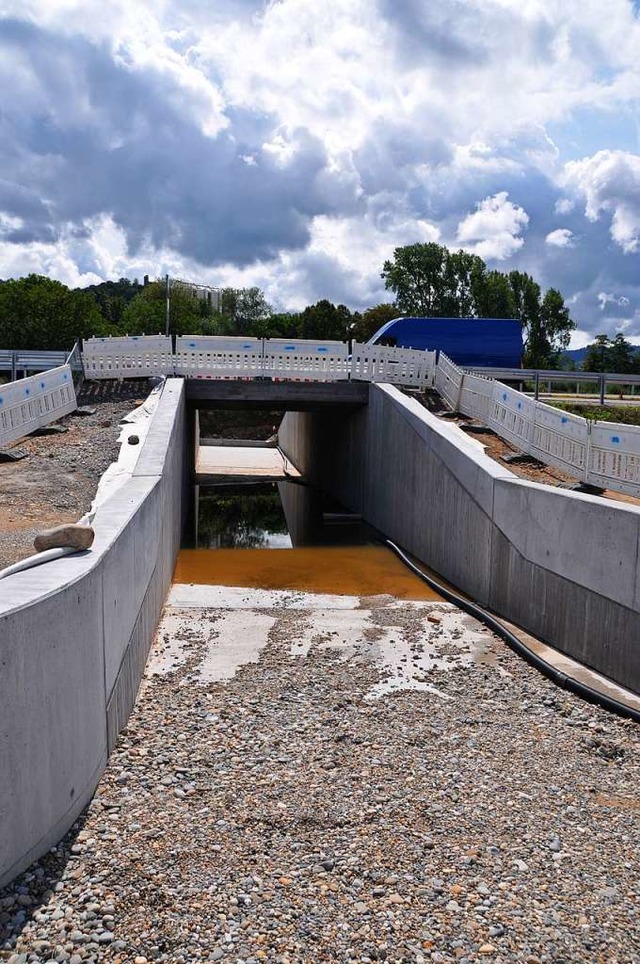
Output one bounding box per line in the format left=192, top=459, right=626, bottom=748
left=165, top=274, right=171, bottom=338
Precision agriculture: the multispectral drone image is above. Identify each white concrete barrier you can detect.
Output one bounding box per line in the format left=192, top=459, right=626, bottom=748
left=83, top=336, right=433, bottom=388
left=82, top=335, right=174, bottom=379
left=0, top=379, right=187, bottom=888
left=263, top=338, right=350, bottom=381
left=175, top=335, right=264, bottom=379
left=434, top=353, right=463, bottom=410
left=351, top=344, right=435, bottom=389
left=437, top=354, right=640, bottom=498
left=0, top=365, right=77, bottom=448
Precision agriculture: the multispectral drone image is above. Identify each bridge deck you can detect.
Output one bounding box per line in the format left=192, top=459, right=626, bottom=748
left=185, top=378, right=370, bottom=409
left=195, top=444, right=301, bottom=484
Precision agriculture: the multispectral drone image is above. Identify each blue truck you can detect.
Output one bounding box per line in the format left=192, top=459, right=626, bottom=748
left=367, top=317, right=522, bottom=368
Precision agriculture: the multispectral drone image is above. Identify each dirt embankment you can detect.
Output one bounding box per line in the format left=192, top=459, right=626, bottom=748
left=0, top=381, right=150, bottom=572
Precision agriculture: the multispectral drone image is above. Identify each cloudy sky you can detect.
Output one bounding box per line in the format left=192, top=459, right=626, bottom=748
left=1, top=0, right=640, bottom=344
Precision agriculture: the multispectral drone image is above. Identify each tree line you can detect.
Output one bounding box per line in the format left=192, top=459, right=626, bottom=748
left=2, top=241, right=631, bottom=370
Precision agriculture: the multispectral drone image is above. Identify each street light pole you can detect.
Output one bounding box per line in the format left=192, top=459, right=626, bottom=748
left=165, top=274, right=171, bottom=338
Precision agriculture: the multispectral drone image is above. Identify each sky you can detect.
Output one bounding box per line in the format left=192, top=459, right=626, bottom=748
left=1, top=1, right=640, bottom=346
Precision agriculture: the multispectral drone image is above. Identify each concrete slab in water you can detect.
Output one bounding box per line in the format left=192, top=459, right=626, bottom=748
left=195, top=445, right=301, bottom=483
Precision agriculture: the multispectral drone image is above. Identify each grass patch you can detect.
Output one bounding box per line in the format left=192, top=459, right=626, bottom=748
left=553, top=403, right=640, bottom=425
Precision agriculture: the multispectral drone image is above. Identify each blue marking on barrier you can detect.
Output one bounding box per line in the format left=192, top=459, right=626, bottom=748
left=63, top=373, right=68, bottom=380
left=0, top=396, right=3, bottom=404
left=517, top=402, right=522, bottom=410
left=316, top=347, right=328, bottom=353
left=40, top=381, right=45, bottom=389
left=612, top=436, right=620, bottom=444
left=561, top=416, right=568, bottom=424
left=25, top=388, right=30, bottom=396
left=243, top=344, right=253, bottom=350
left=502, top=392, right=507, bottom=401
left=284, top=345, right=296, bottom=351
left=189, top=342, right=196, bottom=348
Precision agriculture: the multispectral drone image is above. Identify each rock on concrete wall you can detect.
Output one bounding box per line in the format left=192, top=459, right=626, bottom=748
left=279, top=383, right=640, bottom=694
left=0, top=379, right=187, bottom=888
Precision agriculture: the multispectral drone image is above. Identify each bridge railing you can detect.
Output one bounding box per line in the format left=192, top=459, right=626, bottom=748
left=83, top=335, right=174, bottom=379
left=262, top=338, right=350, bottom=381
left=81, top=335, right=436, bottom=388
left=0, top=365, right=77, bottom=448
left=350, top=343, right=436, bottom=388
left=436, top=353, right=640, bottom=497
left=175, top=336, right=264, bottom=379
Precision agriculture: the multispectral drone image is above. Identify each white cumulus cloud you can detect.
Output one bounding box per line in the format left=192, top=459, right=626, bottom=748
left=563, top=150, right=640, bottom=253
left=455, top=192, right=529, bottom=260
left=546, top=228, right=575, bottom=247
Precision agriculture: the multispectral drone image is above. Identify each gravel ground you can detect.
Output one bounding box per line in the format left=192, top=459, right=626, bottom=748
left=0, top=380, right=151, bottom=570
left=1, top=582, right=639, bottom=964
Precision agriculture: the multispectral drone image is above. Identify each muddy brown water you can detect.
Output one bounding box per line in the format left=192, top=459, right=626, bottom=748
left=174, top=545, right=443, bottom=600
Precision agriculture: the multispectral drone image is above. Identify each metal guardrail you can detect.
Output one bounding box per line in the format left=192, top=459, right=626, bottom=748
left=0, top=350, right=69, bottom=377
left=467, top=367, right=640, bottom=404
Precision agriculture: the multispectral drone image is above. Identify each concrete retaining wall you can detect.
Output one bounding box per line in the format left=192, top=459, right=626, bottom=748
left=0, top=379, right=187, bottom=888
left=279, top=383, right=640, bottom=694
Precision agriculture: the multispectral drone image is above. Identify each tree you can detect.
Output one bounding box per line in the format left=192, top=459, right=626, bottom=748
left=381, top=242, right=575, bottom=368
left=81, top=277, right=142, bottom=327
left=297, top=300, right=354, bottom=341
left=120, top=280, right=221, bottom=336
left=0, top=274, right=109, bottom=349
left=219, top=287, right=272, bottom=336
left=470, top=267, right=516, bottom=319
left=381, top=243, right=485, bottom=317
left=508, top=273, right=575, bottom=367
left=584, top=334, right=638, bottom=373
left=355, top=303, right=398, bottom=342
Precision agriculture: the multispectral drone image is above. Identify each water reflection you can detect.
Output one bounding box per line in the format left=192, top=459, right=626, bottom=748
left=197, top=484, right=291, bottom=549
left=194, top=481, right=378, bottom=550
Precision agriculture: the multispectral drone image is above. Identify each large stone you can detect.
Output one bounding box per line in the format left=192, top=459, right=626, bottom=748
left=33, top=524, right=95, bottom=553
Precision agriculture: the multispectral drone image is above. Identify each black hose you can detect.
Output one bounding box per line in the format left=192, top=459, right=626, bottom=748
left=385, top=539, right=640, bottom=725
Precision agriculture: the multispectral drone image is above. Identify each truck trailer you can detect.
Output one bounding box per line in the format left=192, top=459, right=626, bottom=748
left=367, top=317, right=523, bottom=368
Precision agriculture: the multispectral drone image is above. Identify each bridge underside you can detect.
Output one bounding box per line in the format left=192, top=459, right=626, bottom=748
left=185, top=378, right=369, bottom=410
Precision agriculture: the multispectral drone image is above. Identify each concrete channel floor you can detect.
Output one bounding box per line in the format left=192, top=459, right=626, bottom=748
left=2, top=546, right=640, bottom=964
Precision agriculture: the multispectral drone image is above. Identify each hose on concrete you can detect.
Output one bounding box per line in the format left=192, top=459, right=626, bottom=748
left=385, top=539, right=640, bottom=725
left=0, top=546, right=79, bottom=582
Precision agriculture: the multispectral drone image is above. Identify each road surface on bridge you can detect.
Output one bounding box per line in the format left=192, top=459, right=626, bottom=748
left=1, top=546, right=639, bottom=963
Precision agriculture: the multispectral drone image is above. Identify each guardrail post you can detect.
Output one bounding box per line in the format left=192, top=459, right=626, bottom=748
left=10, top=351, right=16, bottom=382
left=599, top=376, right=606, bottom=406
left=534, top=372, right=540, bottom=400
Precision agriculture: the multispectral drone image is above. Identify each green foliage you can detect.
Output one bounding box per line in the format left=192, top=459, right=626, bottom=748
left=355, top=303, right=397, bottom=341
left=121, top=280, right=222, bottom=336
left=0, top=274, right=109, bottom=349
left=381, top=243, right=575, bottom=368
left=381, top=243, right=486, bottom=317
left=218, top=287, right=272, bottom=336
left=297, top=300, right=354, bottom=341
left=583, top=333, right=640, bottom=373
left=554, top=403, right=640, bottom=425
left=81, top=277, right=142, bottom=326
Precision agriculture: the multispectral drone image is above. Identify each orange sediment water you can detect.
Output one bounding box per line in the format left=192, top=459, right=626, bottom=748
left=174, top=546, right=443, bottom=600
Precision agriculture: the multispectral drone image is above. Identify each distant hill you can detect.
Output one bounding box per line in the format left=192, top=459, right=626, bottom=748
left=562, top=347, right=589, bottom=364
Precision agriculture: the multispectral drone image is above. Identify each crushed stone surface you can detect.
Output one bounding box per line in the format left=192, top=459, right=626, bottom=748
left=1, top=583, right=639, bottom=964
